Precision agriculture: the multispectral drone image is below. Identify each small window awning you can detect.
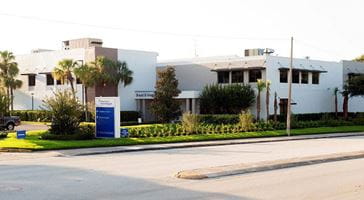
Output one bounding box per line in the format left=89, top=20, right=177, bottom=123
left=212, top=66, right=265, bottom=72
left=38, top=72, right=52, bottom=74
left=211, top=59, right=266, bottom=72
left=20, top=73, right=37, bottom=75
left=278, top=67, right=327, bottom=73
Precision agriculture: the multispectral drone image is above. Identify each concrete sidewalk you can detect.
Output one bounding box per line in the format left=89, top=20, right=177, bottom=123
left=57, top=132, right=364, bottom=156
left=176, top=150, right=364, bottom=179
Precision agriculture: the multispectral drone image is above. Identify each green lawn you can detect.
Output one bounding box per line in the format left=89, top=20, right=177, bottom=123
left=1, top=125, right=364, bottom=151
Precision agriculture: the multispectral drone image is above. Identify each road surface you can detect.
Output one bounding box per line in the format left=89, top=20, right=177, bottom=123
left=1, top=135, right=364, bottom=199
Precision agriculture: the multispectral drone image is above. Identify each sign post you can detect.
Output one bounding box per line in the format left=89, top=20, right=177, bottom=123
left=95, top=97, right=120, bottom=138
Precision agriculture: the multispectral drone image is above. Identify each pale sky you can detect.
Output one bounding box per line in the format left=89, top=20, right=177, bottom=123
left=0, top=0, right=363, bottom=61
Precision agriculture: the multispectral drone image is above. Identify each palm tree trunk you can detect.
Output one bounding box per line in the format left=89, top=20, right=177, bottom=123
left=69, top=79, right=76, bottom=98
left=84, top=86, right=89, bottom=122
left=10, top=87, right=14, bottom=111
left=273, top=93, right=278, bottom=122
left=257, top=92, right=261, bottom=121
left=343, top=94, right=348, bottom=120
left=266, top=90, right=270, bottom=121
left=334, top=94, right=338, bottom=118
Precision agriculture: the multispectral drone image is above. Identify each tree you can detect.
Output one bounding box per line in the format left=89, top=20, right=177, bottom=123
left=354, top=55, right=364, bottom=62
left=200, top=84, right=255, bottom=114
left=333, top=87, right=339, bottom=118
left=74, top=64, right=97, bottom=121
left=53, top=59, right=78, bottom=98
left=273, top=92, right=278, bottom=122
left=342, top=75, right=364, bottom=120
left=0, top=91, right=9, bottom=117
left=90, top=56, right=133, bottom=96
left=256, top=79, right=266, bottom=121
left=0, top=51, right=22, bottom=111
left=150, top=67, right=181, bottom=122
left=265, top=80, right=271, bottom=121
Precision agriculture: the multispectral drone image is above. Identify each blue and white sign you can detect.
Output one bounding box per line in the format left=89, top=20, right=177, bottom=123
left=16, top=130, right=26, bottom=139
left=95, top=97, right=120, bottom=138
left=120, top=128, right=129, bottom=137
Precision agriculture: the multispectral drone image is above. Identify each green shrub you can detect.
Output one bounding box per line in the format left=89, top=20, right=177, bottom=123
left=238, top=110, right=254, bottom=132
left=200, top=84, right=255, bottom=114
left=182, top=112, right=200, bottom=134
left=0, top=131, right=8, bottom=139
left=199, top=114, right=239, bottom=124
left=42, top=91, right=83, bottom=135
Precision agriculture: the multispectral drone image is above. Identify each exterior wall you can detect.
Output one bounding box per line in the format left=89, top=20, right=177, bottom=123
left=13, top=49, right=86, bottom=110
left=117, top=49, right=158, bottom=111
left=342, top=60, right=364, bottom=112
left=157, top=64, right=217, bottom=91
left=265, top=56, right=344, bottom=119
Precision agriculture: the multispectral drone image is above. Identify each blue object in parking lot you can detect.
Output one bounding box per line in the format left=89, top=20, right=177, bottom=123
left=16, top=130, right=26, bottom=139
left=120, top=128, right=129, bottom=138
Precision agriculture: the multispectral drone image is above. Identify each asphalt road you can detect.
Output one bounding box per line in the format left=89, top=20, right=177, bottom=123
left=1, top=136, right=364, bottom=199
left=15, top=123, right=48, bottom=131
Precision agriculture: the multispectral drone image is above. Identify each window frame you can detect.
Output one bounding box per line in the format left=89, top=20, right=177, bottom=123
left=231, top=70, right=244, bottom=83
left=312, top=72, right=320, bottom=84
left=46, top=74, right=54, bottom=86
left=249, top=69, right=262, bottom=83
left=292, top=70, right=300, bottom=84
left=28, top=75, right=36, bottom=87
left=217, top=71, right=230, bottom=84
left=301, top=71, right=309, bottom=84
left=279, top=69, right=288, bottom=83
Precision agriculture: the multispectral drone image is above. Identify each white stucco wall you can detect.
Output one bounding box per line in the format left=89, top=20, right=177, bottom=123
left=117, top=49, right=158, bottom=111
left=13, top=49, right=86, bottom=110
left=265, top=56, right=344, bottom=118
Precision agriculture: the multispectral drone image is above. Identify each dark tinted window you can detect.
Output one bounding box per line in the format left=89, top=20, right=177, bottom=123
left=28, top=75, right=36, bottom=86
left=232, top=71, right=244, bottom=83
left=217, top=71, right=230, bottom=84
left=249, top=70, right=262, bottom=82
left=292, top=70, right=300, bottom=84
left=76, top=78, right=82, bottom=84
left=56, top=79, right=62, bottom=85
left=46, top=74, right=54, bottom=86
left=301, top=71, right=308, bottom=84
left=280, top=70, right=288, bottom=83
left=312, top=72, right=319, bottom=84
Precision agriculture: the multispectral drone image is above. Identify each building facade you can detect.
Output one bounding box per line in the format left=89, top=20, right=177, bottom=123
left=12, top=40, right=364, bottom=121
left=13, top=38, right=158, bottom=116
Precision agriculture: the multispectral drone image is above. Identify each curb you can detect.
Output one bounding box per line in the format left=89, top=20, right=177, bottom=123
left=176, top=151, right=364, bottom=180
left=68, top=132, right=364, bottom=156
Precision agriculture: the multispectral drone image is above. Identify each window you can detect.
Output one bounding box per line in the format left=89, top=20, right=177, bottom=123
left=292, top=70, right=300, bottom=84
left=249, top=70, right=262, bottom=82
left=312, top=72, right=319, bottom=84
left=28, top=75, right=36, bottom=86
left=232, top=71, right=244, bottom=83
left=301, top=71, right=308, bottom=84
left=56, top=79, right=62, bottom=85
left=76, top=77, right=82, bottom=84
left=217, top=71, right=229, bottom=84
left=46, top=74, right=54, bottom=86
left=280, top=70, right=288, bottom=83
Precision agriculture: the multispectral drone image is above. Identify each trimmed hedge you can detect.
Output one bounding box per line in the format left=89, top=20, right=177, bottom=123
left=41, top=124, right=95, bottom=140
left=269, top=112, right=364, bottom=122
left=11, top=110, right=141, bottom=123
left=0, top=131, right=8, bottom=139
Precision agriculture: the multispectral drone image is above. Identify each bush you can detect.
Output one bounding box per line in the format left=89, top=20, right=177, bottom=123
left=200, top=84, right=255, bottom=114
left=182, top=112, right=200, bottom=134
left=270, top=112, right=364, bottom=122
left=41, top=124, right=95, bottom=140
left=238, top=110, right=254, bottom=131
left=199, top=114, right=239, bottom=124
left=0, top=131, right=8, bottom=139
left=42, top=91, right=83, bottom=135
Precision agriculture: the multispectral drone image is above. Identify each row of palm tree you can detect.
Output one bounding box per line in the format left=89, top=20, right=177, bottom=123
left=53, top=56, right=134, bottom=121
left=0, top=51, right=23, bottom=113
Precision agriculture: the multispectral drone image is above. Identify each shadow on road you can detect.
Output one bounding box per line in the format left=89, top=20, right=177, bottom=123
left=0, top=164, right=253, bottom=200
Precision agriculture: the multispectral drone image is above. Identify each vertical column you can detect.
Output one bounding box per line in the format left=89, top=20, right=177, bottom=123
left=142, top=99, right=146, bottom=119
left=192, top=99, right=196, bottom=114
left=186, top=98, right=190, bottom=113
left=229, top=71, right=232, bottom=84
